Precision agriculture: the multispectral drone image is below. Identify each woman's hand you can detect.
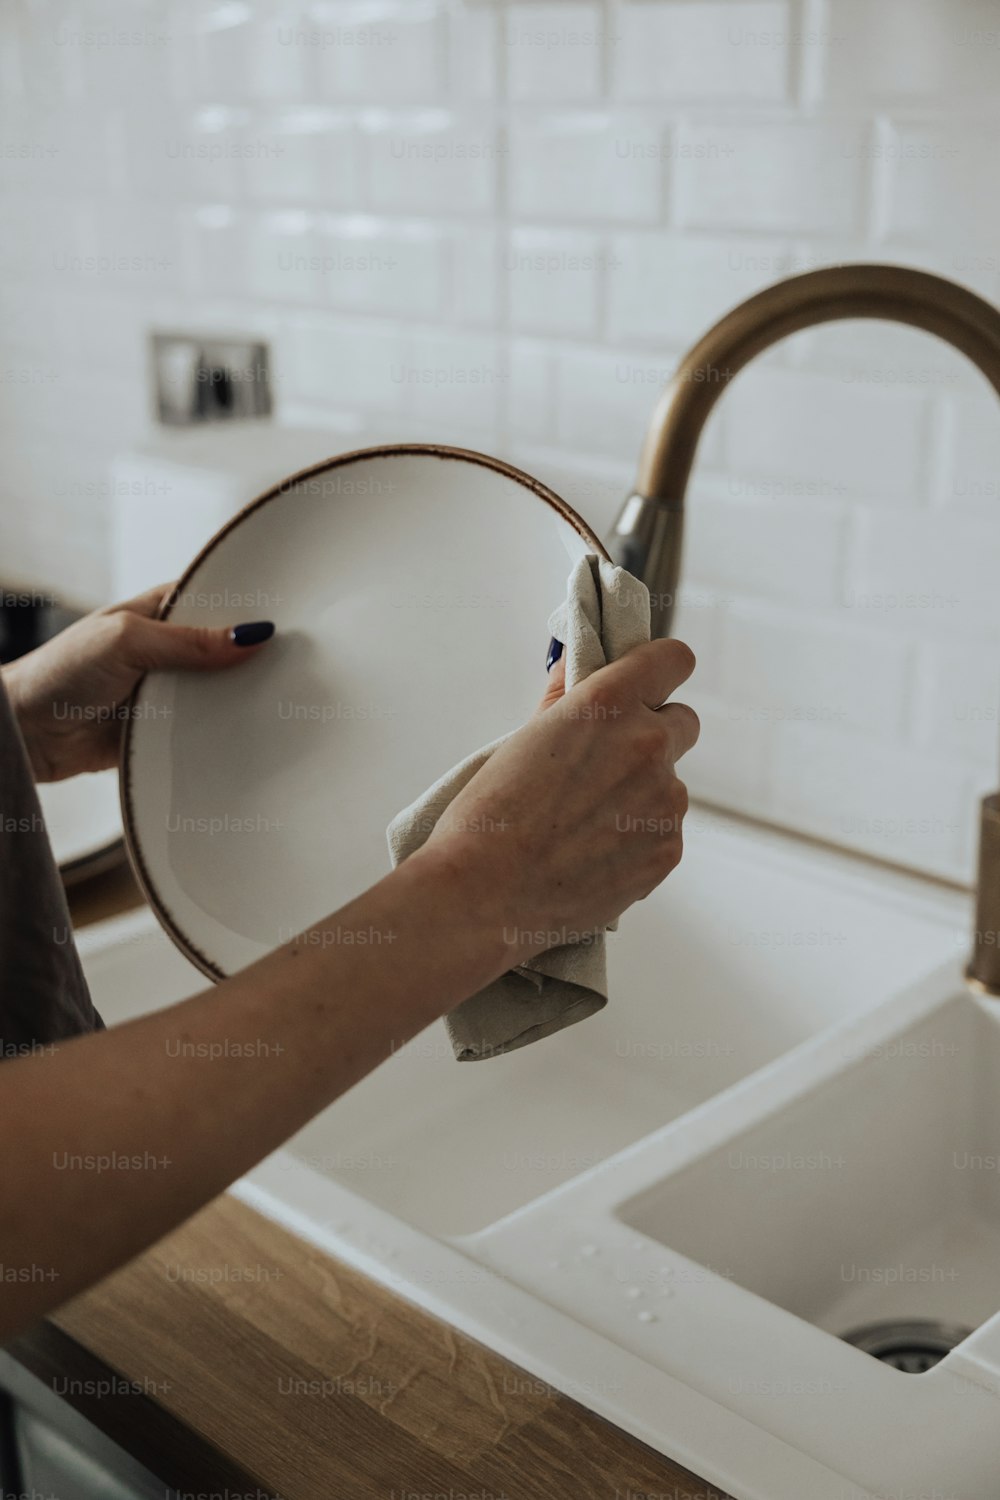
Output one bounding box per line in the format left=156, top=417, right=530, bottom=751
left=2, top=584, right=274, bottom=782
left=419, top=637, right=699, bottom=967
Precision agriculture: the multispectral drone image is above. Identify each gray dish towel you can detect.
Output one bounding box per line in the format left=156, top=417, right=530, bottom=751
left=387, top=555, right=651, bottom=1061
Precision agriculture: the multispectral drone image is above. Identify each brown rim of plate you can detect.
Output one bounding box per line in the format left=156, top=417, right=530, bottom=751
left=119, top=441, right=610, bottom=982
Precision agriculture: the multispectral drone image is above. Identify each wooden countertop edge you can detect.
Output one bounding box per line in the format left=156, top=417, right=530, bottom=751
left=9, top=1195, right=731, bottom=1500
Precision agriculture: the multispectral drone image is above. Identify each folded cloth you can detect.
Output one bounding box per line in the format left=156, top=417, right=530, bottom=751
left=387, top=554, right=651, bottom=1061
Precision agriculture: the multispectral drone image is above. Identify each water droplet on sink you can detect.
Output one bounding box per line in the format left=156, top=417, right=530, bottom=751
left=637, top=1310, right=657, bottom=1323
left=624, top=1286, right=642, bottom=1300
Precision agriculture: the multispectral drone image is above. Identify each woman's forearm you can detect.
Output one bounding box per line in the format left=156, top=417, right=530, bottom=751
left=0, top=635, right=699, bottom=1340
left=0, top=845, right=509, bottom=1340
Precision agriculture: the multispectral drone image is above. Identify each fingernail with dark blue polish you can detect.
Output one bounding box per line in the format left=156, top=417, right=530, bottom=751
left=545, top=637, right=564, bottom=673
left=231, top=621, right=275, bottom=648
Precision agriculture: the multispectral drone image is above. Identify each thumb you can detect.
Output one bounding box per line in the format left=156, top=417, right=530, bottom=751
left=536, top=642, right=566, bottom=714
left=123, top=617, right=275, bottom=673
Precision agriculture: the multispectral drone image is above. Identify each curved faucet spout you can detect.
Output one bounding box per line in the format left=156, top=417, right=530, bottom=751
left=609, top=263, right=1000, bottom=639
left=606, top=261, right=1000, bottom=996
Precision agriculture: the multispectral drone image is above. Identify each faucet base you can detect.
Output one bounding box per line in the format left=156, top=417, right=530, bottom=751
left=964, top=969, right=1000, bottom=1001
left=606, top=493, right=684, bottom=639
left=965, top=793, right=1000, bottom=997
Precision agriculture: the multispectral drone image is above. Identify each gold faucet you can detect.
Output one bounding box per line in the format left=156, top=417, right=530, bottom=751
left=606, top=262, right=1000, bottom=997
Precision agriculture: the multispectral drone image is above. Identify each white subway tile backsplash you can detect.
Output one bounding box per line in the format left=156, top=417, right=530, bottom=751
left=507, top=342, right=555, bottom=441
left=508, top=113, right=664, bottom=224
left=884, top=120, right=1000, bottom=248
left=181, top=203, right=247, bottom=296
left=190, top=4, right=260, bottom=104
left=13, top=3, right=84, bottom=103
left=315, top=215, right=448, bottom=319
left=243, top=6, right=316, bottom=104
left=2, top=0, right=1000, bottom=885
left=0, top=197, right=86, bottom=282
left=0, top=15, right=19, bottom=102
left=913, top=641, right=1000, bottom=765
left=767, top=721, right=973, bottom=880
left=187, top=2, right=324, bottom=106
left=849, top=508, right=1000, bottom=639
left=450, top=227, right=501, bottom=325
left=554, top=345, right=669, bottom=458
left=245, top=209, right=319, bottom=301
left=0, top=102, right=111, bottom=199
left=781, top=305, right=984, bottom=393
left=287, top=314, right=408, bottom=410
left=507, top=228, right=602, bottom=336
left=724, top=364, right=932, bottom=504
left=127, top=107, right=249, bottom=203
left=607, top=232, right=795, bottom=348
left=720, top=600, right=911, bottom=736
left=80, top=200, right=183, bottom=299
left=669, top=586, right=727, bottom=696
left=44, top=372, right=148, bottom=448
left=0, top=439, right=112, bottom=599
left=242, top=109, right=359, bottom=206
left=402, top=331, right=504, bottom=432
left=684, top=483, right=848, bottom=608
left=317, top=3, right=445, bottom=104
left=825, top=0, right=1000, bottom=104
left=945, top=381, right=1000, bottom=512
left=0, top=281, right=56, bottom=354
left=679, top=692, right=772, bottom=808
left=505, top=3, right=604, bottom=103
left=33, top=287, right=145, bottom=379
left=447, top=5, right=498, bottom=103
left=613, top=1, right=792, bottom=104
left=364, top=110, right=499, bottom=215
left=673, top=118, right=867, bottom=236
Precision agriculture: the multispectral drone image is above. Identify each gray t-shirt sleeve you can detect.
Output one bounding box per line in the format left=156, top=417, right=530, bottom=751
left=0, top=671, right=103, bottom=1057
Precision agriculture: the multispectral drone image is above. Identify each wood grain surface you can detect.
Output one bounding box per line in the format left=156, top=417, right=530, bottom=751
left=19, top=1194, right=736, bottom=1500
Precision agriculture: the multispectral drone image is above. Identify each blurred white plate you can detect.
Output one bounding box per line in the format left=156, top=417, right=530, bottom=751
left=121, top=443, right=606, bottom=979
left=38, top=769, right=124, bottom=885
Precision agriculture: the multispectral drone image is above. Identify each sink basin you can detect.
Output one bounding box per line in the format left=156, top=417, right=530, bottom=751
left=78, top=806, right=1000, bottom=1500
left=623, top=990, right=1000, bottom=1345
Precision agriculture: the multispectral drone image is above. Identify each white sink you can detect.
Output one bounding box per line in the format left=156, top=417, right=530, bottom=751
left=78, top=806, right=1000, bottom=1500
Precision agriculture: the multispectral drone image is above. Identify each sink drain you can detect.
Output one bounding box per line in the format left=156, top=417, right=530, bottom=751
left=841, top=1319, right=973, bottom=1373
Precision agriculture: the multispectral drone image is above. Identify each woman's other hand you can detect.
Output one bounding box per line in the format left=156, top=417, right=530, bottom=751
left=419, top=637, right=699, bottom=967
left=2, top=584, right=274, bottom=781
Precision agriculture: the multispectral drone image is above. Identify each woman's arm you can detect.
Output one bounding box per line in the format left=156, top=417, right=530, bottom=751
left=0, top=629, right=697, bottom=1341
left=0, top=845, right=503, bottom=1337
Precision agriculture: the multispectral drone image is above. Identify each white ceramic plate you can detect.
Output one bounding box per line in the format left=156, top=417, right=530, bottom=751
left=38, top=769, right=124, bottom=885
left=122, top=443, right=606, bottom=979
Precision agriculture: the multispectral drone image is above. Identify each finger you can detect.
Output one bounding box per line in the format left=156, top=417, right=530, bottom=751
left=119, top=615, right=275, bottom=673
left=655, top=701, right=700, bottom=761
left=104, top=581, right=177, bottom=620
left=598, top=637, right=696, bottom=710
left=536, top=653, right=566, bottom=713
